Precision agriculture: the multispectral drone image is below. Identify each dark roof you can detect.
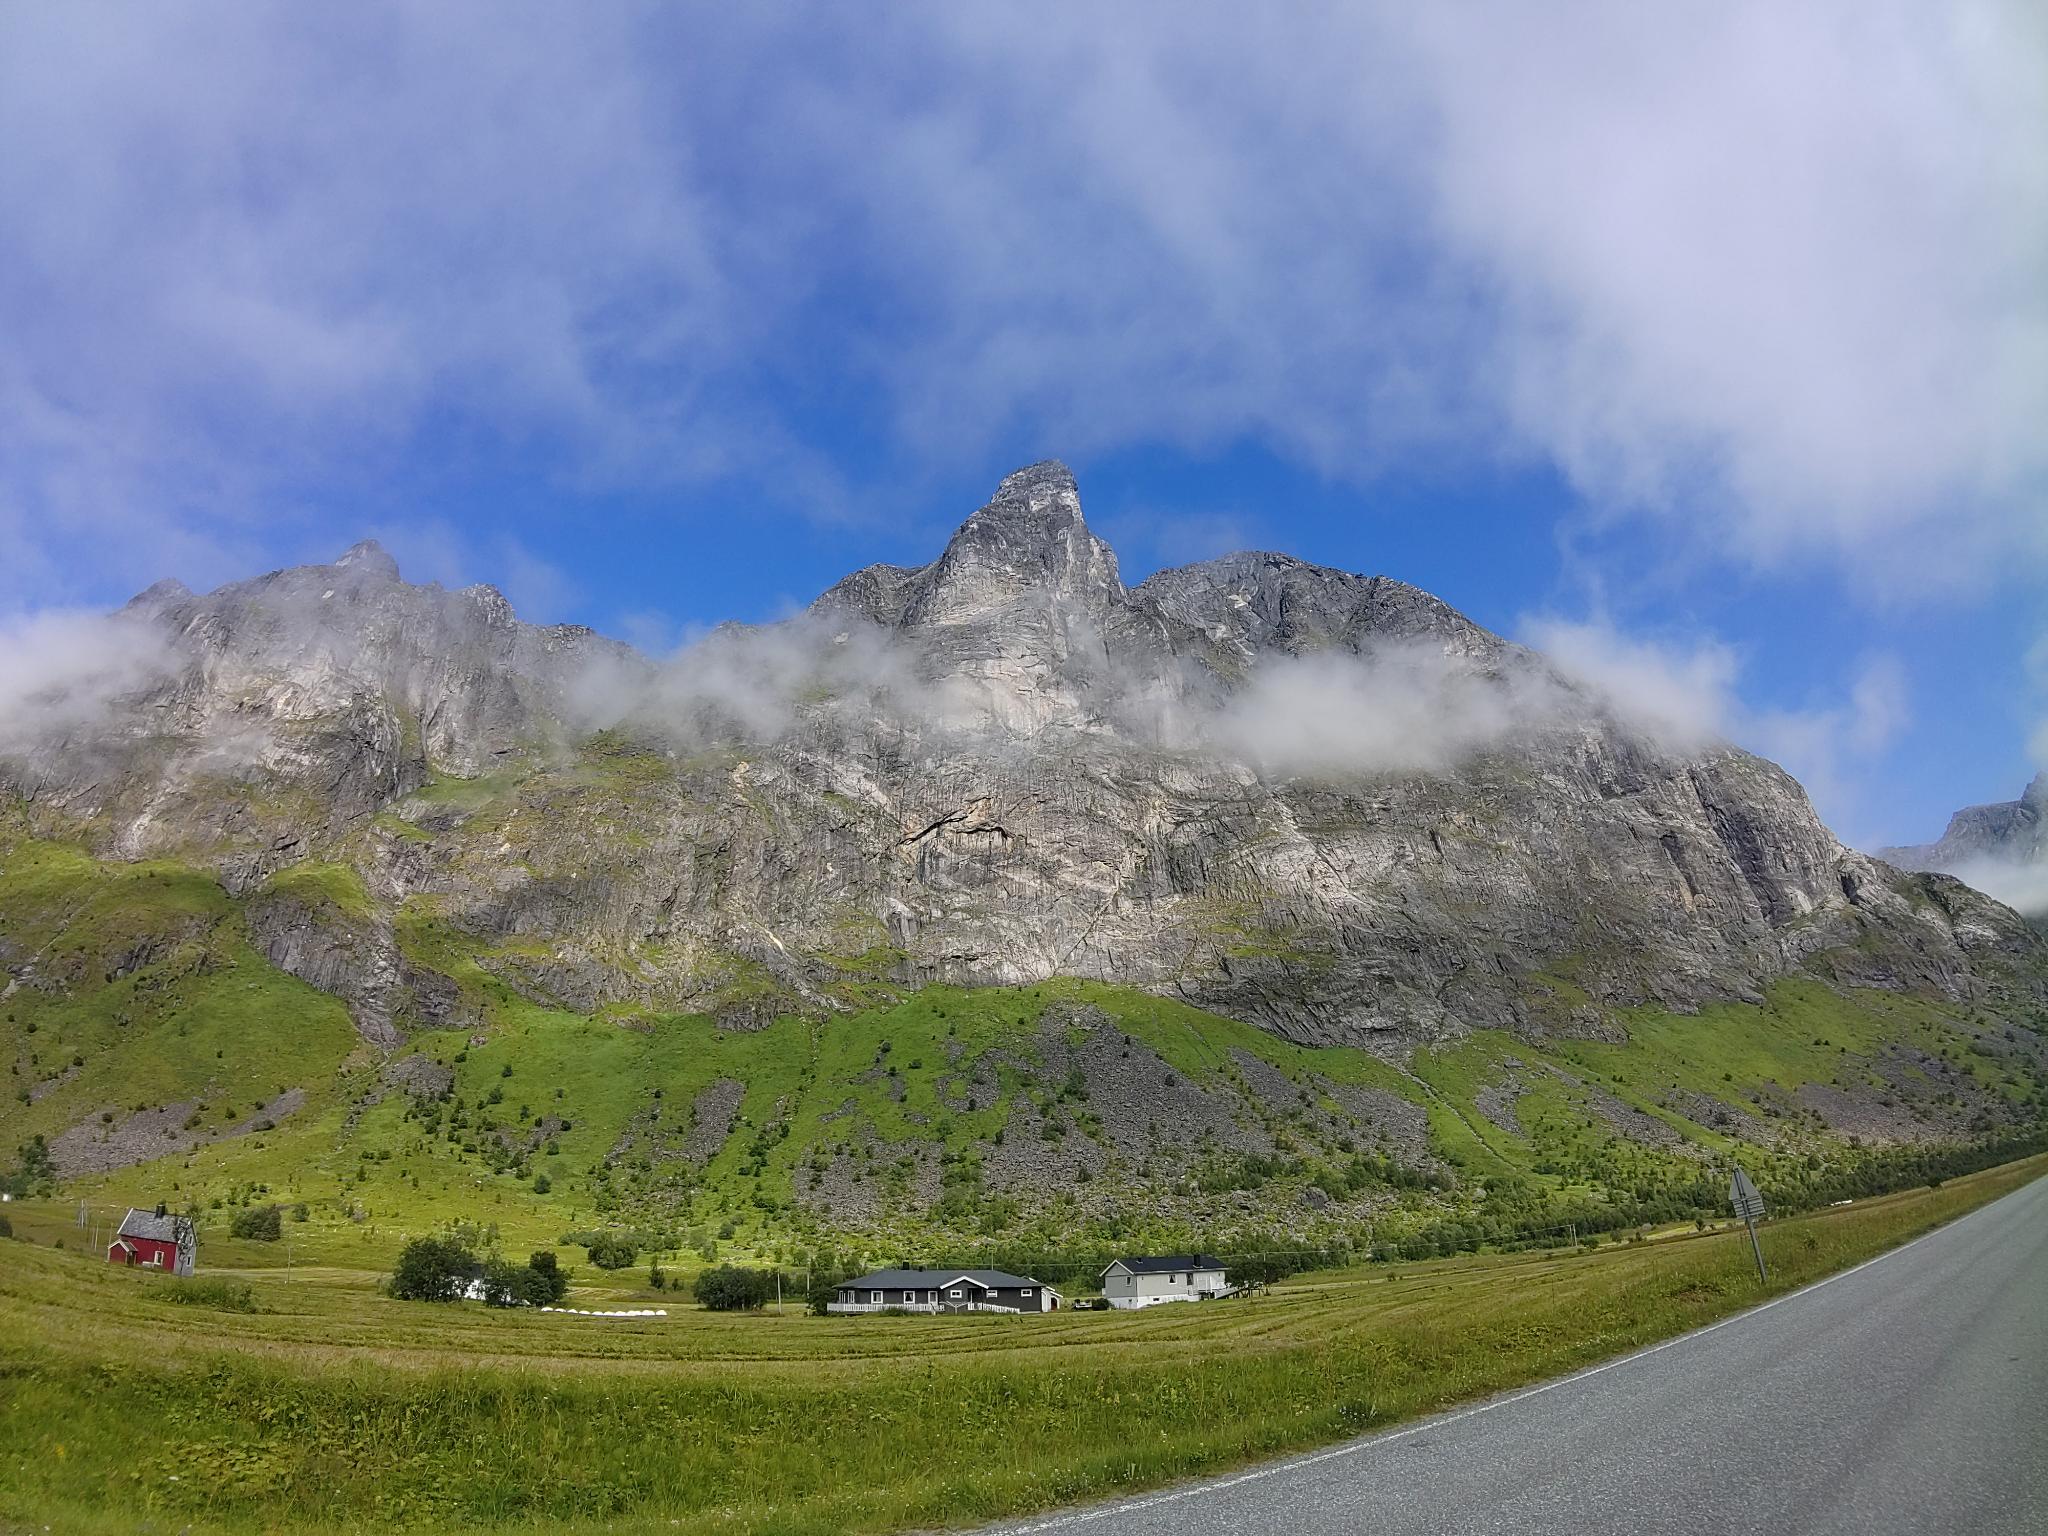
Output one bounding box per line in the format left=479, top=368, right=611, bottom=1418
left=1102, top=1254, right=1225, bottom=1276
left=841, top=1269, right=1042, bottom=1290
left=115, top=1208, right=193, bottom=1246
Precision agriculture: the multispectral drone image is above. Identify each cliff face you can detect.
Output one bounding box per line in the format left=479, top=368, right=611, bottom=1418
left=5, top=462, right=2040, bottom=1048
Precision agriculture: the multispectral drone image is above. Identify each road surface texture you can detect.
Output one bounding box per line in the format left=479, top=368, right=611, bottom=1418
left=984, top=1175, right=2048, bottom=1536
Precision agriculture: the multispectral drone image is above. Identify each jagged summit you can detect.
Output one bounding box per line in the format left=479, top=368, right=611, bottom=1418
left=815, top=461, right=1124, bottom=629
left=5, top=458, right=2043, bottom=1054
left=333, top=538, right=401, bottom=581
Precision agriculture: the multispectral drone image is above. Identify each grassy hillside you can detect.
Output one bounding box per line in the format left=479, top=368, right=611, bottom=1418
left=5, top=823, right=2046, bottom=1278
left=0, top=1157, right=2040, bottom=1535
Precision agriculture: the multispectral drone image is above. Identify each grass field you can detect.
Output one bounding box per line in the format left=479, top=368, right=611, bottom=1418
left=3, top=1152, right=2042, bottom=1535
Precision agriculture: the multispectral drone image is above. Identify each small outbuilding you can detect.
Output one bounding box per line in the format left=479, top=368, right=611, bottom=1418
left=1099, top=1254, right=1228, bottom=1308
left=829, top=1269, right=1059, bottom=1314
left=108, top=1205, right=197, bottom=1276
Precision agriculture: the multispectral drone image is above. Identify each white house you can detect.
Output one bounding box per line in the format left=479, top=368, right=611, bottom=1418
left=1099, top=1254, right=1229, bottom=1308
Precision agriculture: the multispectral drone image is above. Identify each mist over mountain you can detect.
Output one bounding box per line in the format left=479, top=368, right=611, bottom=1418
left=1883, top=774, right=2048, bottom=918
left=4, top=462, right=2037, bottom=1062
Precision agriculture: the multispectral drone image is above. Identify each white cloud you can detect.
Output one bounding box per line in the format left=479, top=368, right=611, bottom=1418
left=1203, top=646, right=1549, bottom=777
left=0, top=611, right=183, bottom=749
left=6, top=2, right=2039, bottom=604
left=1946, top=857, right=2048, bottom=916
left=1518, top=618, right=1739, bottom=751
left=1523, top=615, right=1912, bottom=841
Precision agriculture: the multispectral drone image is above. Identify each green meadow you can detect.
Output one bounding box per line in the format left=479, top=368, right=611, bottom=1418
left=2, top=1155, right=2041, bottom=1534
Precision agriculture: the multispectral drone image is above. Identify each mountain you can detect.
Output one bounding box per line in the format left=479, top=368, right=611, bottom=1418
left=3, top=462, right=2044, bottom=1240
left=1881, top=775, right=2048, bottom=917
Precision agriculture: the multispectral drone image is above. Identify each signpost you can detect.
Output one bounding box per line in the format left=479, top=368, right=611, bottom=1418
left=1729, top=1166, right=1768, bottom=1284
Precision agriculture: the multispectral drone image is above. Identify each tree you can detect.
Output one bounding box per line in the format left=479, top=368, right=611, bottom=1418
left=1, top=1135, right=55, bottom=1198
left=389, top=1236, right=479, bottom=1301
left=694, top=1263, right=779, bottom=1311
left=230, top=1204, right=283, bottom=1241
left=585, top=1235, right=637, bottom=1270
left=528, top=1250, right=570, bottom=1303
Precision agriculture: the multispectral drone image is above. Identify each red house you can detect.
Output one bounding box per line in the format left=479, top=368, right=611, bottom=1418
left=108, top=1205, right=197, bottom=1276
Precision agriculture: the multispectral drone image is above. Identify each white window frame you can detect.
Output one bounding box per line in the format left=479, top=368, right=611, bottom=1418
left=1021, top=1288, right=1033, bottom=1296
left=949, top=1287, right=963, bottom=1298
left=870, top=1290, right=883, bottom=1304
left=903, top=1290, right=916, bottom=1304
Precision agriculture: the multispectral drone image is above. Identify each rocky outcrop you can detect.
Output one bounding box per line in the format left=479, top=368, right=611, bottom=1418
left=4, top=465, right=2042, bottom=1051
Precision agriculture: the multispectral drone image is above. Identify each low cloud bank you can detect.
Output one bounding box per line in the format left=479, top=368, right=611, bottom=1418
left=1945, top=856, right=2048, bottom=916
left=0, top=610, right=182, bottom=750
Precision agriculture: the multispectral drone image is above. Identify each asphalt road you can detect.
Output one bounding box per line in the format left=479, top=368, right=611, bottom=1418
left=983, top=1175, right=2048, bottom=1536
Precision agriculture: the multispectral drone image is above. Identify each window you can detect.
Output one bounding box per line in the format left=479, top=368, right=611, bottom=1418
left=870, top=1290, right=882, bottom=1304
left=949, top=1288, right=963, bottom=1298
left=903, top=1290, right=915, bottom=1304
left=1021, top=1288, right=1033, bottom=1296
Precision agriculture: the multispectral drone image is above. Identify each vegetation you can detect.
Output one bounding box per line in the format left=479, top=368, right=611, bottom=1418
left=387, top=1236, right=482, bottom=1302
left=692, top=1263, right=782, bottom=1311
left=0, top=1157, right=2038, bottom=1534
left=228, top=1203, right=282, bottom=1241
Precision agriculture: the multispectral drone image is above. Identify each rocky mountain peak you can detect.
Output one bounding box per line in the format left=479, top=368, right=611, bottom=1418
left=905, top=461, right=1124, bottom=626
left=2024, top=771, right=2046, bottom=813
left=332, top=539, right=401, bottom=581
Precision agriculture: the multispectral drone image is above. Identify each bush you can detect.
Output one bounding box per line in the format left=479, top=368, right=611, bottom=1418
left=0, top=1214, right=11, bottom=1239
left=532, top=1173, right=552, bottom=1195
left=585, top=1236, right=638, bottom=1270
left=229, top=1204, right=283, bottom=1242
left=648, top=1264, right=666, bottom=1291
left=388, top=1237, right=479, bottom=1302
left=694, top=1264, right=779, bottom=1311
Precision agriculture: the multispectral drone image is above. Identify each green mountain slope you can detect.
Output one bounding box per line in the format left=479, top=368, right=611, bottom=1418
left=8, top=819, right=2043, bottom=1272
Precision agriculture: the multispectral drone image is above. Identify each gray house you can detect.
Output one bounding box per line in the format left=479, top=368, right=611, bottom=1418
left=829, top=1268, right=1058, bottom=1314
left=1099, top=1254, right=1228, bottom=1308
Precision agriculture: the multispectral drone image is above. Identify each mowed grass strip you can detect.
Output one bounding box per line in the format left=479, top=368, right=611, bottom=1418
left=2, top=1154, right=2041, bottom=1536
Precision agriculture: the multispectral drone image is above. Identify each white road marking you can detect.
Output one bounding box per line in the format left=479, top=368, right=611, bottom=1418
left=985, top=1194, right=2015, bottom=1533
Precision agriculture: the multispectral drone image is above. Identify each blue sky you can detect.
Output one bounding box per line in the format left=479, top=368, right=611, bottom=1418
left=1, top=3, right=2043, bottom=850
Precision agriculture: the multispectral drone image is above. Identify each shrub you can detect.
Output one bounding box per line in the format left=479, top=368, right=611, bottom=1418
left=694, top=1264, right=779, bottom=1311
left=388, top=1237, right=479, bottom=1302
left=585, top=1236, right=638, bottom=1270
left=229, top=1204, right=283, bottom=1242
left=648, top=1264, right=667, bottom=1291
left=532, top=1173, right=552, bottom=1195
left=0, top=1214, right=11, bottom=1239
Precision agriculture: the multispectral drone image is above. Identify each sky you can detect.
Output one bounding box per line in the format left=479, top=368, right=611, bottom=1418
left=0, top=2, right=2043, bottom=851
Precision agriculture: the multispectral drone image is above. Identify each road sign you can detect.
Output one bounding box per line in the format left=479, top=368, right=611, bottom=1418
left=1729, top=1167, right=1766, bottom=1223
left=1729, top=1167, right=1768, bottom=1284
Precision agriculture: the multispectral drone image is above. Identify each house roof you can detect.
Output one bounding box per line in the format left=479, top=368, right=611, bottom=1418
left=841, top=1268, right=1041, bottom=1290
left=115, top=1208, right=193, bottom=1245
left=1101, top=1254, right=1225, bottom=1276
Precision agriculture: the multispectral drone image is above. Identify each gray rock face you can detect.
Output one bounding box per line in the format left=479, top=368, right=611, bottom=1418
left=5, top=467, right=2042, bottom=1049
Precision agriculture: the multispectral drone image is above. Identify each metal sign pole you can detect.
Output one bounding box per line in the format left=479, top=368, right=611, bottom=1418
left=1729, top=1166, right=1767, bottom=1285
